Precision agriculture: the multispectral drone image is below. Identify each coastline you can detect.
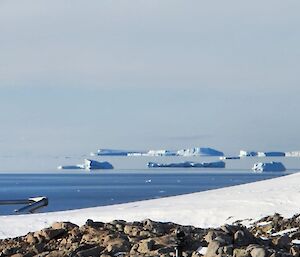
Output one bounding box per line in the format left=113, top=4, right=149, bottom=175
left=1, top=171, right=300, bottom=239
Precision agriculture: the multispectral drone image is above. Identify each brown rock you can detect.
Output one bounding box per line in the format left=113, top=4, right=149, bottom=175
left=250, top=247, right=267, bottom=257
left=290, top=245, right=300, bottom=257
left=106, top=238, right=131, bottom=254
left=137, top=239, right=155, bottom=253
left=51, top=221, right=78, bottom=231
left=233, top=248, right=251, bottom=257
left=204, top=240, right=223, bottom=257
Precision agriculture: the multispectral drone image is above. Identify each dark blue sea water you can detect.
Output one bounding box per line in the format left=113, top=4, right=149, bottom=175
left=0, top=170, right=289, bottom=215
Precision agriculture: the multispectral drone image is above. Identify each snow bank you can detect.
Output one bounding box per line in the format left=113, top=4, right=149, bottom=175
left=1, top=172, right=300, bottom=239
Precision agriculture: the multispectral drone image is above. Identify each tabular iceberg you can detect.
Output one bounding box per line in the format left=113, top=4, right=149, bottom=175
left=285, top=151, right=300, bottom=157
left=176, top=147, right=224, bottom=156
left=240, top=150, right=286, bottom=157
left=92, top=149, right=143, bottom=156
left=58, top=159, right=113, bottom=170
left=252, top=162, right=286, bottom=172
left=92, top=147, right=224, bottom=157
left=147, top=161, right=225, bottom=168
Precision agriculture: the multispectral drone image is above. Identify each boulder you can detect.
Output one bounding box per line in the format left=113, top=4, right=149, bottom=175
left=137, top=239, right=156, bottom=253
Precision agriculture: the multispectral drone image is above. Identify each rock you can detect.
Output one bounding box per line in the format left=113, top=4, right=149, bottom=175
left=290, top=245, right=300, bottom=257
left=234, top=229, right=256, bottom=247
left=25, top=233, right=37, bottom=244
left=273, top=235, right=291, bottom=249
left=106, top=238, right=131, bottom=254
left=51, top=221, right=79, bottom=231
left=250, top=247, right=267, bottom=257
left=76, top=245, right=102, bottom=257
left=205, top=230, right=232, bottom=245
left=233, top=248, right=251, bottom=257
left=143, top=219, right=165, bottom=235
left=124, top=225, right=140, bottom=237
left=85, top=219, right=104, bottom=228
left=204, top=240, right=223, bottom=257
left=137, top=239, right=156, bottom=253
left=32, top=243, right=45, bottom=254
left=11, top=254, right=24, bottom=257
left=221, top=224, right=240, bottom=235
left=35, top=228, right=66, bottom=241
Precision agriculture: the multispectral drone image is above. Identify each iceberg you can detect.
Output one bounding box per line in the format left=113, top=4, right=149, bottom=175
left=92, top=149, right=143, bottom=156
left=240, top=150, right=286, bottom=157
left=147, top=161, right=225, bottom=168
left=84, top=159, right=113, bottom=170
left=58, top=159, right=113, bottom=170
left=285, top=151, right=300, bottom=157
left=219, top=156, right=240, bottom=160
left=145, top=150, right=177, bottom=156
left=252, top=162, right=286, bottom=172
left=57, top=165, right=84, bottom=170
left=176, top=147, right=224, bottom=156
left=239, top=150, right=258, bottom=157
left=257, top=152, right=285, bottom=157
left=92, top=147, right=224, bottom=157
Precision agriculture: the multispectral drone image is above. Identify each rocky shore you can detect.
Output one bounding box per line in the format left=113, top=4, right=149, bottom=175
left=1, top=213, right=300, bottom=257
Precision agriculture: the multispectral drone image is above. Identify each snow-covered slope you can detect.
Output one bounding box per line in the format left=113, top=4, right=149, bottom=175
left=1, top=172, right=300, bottom=239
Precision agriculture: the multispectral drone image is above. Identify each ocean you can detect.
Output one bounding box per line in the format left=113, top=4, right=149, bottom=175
left=0, top=170, right=289, bottom=215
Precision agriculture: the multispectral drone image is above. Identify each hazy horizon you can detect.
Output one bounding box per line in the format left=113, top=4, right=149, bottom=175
left=1, top=1, right=300, bottom=168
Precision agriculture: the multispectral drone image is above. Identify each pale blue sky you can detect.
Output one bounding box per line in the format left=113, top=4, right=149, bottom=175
left=0, top=1, right=300, bottom=160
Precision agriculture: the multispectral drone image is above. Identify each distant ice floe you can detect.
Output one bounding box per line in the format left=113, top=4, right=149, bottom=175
left=91, top=149, right=144, bottom=156
left=252, top=162, right=286, bottom=172
left=239, top=150, right=286, bottom=157
left=147, top=161, right=225, bottom=168
left=91, top=147, right=224, bottom=157
left=219, top=156, right=240, bottom=160
left=285, top=151, right=300, bottom=157
left=58, top=159, right=113, bottom=170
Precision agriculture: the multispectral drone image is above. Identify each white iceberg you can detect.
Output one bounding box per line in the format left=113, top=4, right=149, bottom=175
left=57, top=165, right=84, bottom=170
left=147, top=161, right=225, bottom=168
left=92, top=149, right=143, bottom=156
left=240, top=150, right=286, bottom=157
left=92, top=147, right=224, bottom=157
left=257, top=152, right=285, bottom=157
left=252, top=162, right=286, bottom=172
left=58, top=159, right=113, bottom=170
left=239, top=150, right=258, bottom=157
left=144, top=150, right=177, bottom=156
left=176, top=147, right=224, bottom=156
left=285, top=151, right=300, bottom=157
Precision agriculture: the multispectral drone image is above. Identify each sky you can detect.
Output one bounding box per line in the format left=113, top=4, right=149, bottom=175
left=0, top=0, right=300, bottom=167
